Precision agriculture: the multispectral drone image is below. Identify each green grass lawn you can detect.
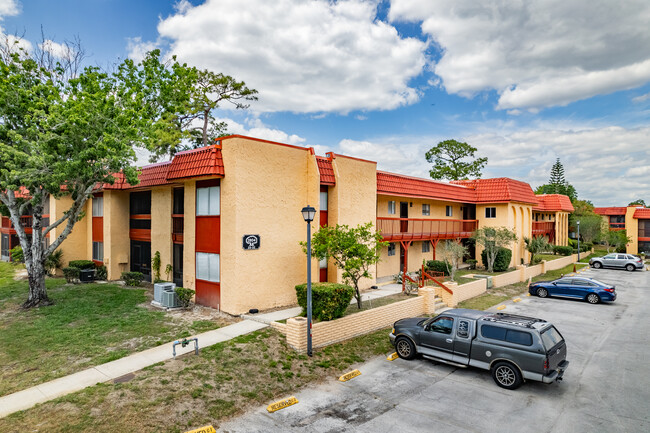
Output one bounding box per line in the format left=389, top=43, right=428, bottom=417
left=0, top=262, right=224, bottom=397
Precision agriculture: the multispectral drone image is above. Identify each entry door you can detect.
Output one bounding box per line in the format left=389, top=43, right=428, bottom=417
left=173, top=243, right=183, bottom=287
left=400, top=202, right=409, bottom=232
left=419, top=316, right=455, bottom=361
left=130, top=240, right=152, bottom=281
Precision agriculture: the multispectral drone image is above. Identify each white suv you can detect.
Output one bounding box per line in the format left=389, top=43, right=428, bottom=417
left=589, top=253, right=645, bottom=271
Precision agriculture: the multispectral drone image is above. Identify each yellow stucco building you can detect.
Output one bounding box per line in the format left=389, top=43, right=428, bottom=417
left=594, top=206, right=650, bottom=255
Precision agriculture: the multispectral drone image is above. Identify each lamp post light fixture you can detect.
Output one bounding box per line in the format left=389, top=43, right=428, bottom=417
left=577, top=220, right=580, bottom=262
left=301, top=205, right=316, bottom=357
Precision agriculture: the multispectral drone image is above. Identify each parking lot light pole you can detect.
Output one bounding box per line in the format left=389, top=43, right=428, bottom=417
left=577, top=220, right=580, bottom=262
left=301, top=205, right=316, bottom=357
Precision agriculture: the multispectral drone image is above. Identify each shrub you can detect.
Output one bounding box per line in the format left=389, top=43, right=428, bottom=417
left=295, top=282, right=354, bottom=321
left=63, top=267, right=80, bottom=283
left=10, top=246, right=23, bottom=263
left=553, top=245, right=573, bottom=256
left=152, top=251, right=162, bottom=282
left=95, top=265, right=108, bottom=280
left=121, top=271, right=144, bottom=286
left=45, top=250, right=64, bottom=275
left=425, top=260, right=450, bottom=275
left=466, top=259, right=477, bottom=270
left=68, top=260, right=95, bottom=270
left=175, top=287, right=195, bottom=308
left=480, top=247, right=512, bottom=272
left=568, top=238, right=578, bottom=248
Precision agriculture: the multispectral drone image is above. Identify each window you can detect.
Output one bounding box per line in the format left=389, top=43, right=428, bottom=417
left=541, top=214, right=545, bottom=221
left=541, top=326, right=564, bottom=350
left=422, top=242, right=430, bottom=253
left=457, top=320, right=470, bottom=338
left=388, top=201, right=396, bottom=215
left=320, top=191, right=328, bottom=211
left=388, top=243, right=395, bottom=256
left=92, top=196, right=103, bottom=217
left=92, top=241, right=103, bottom=262
left=196, top=252, right=219, bottom=282
left=319, top=257, right=327, bottom=269
left=481, top=324, right=507, bottom=341
left=196, top=186, right=220, bottom=216
left=485, top=207, right=496, bottom=218
left=429, top=317, right=454, bottom=334
left=446, top=205, right=452, bottom=217
left=130, top=219, right=151, bottom=229
left=481, top=325, right=533, bottom=346
left=130, top=191, right=151, bottom=215
left=422, top=204, right=430, bottom=216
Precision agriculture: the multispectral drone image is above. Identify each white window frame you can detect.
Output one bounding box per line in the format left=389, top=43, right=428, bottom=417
left=422, top=242, right=430, bottom=253
left=485, top=207, right=496, bottom=218
left=446, top=205, right=453, bottom=217
left=92, top=196, right=103, bottom=217
left=388, top=243, right=396, bottom=256
left=388, top=201, right=396, bottom=215
left=422, top=204, right=430, bottom=216
left=92, top=241, right=103, bottom=262
left=196, top=252, right=220, bottom=282
left=196, top=186, right=220, bottom=216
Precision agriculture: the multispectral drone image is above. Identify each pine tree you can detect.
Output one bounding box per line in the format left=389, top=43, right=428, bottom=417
left=549, top=158, right=566, bottom=194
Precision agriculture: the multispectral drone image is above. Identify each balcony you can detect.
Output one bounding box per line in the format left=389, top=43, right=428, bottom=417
left=377, top=218, right=478, bottom=242
left=609, top=223, right=625, bottom=231
left=1, top=216, right=49, bottom=234
left=532, top=221, right=554, bottom=236
left=172, top=215, right=184, bottom=243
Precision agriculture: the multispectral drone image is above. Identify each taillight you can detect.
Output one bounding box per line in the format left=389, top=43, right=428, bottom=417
left=604, top=288, right=614, bottom=293
left=544, top=358, right=549, bottom=370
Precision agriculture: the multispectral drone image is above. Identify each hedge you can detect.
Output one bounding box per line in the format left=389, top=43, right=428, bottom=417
left=553, top=245, right=573, bottom=256
left=121, top=271, right=144, bottom=286
left=63, top=267, right=80, bottom=283
left=481, top=247, right=512, bottom=272
left=68, top=260, right=95, bottom=270
left=425, top=260, right=449, bottom=275
left=295, top=282, right=354, bottom=321
left=175, top=287, right=195, bottom=308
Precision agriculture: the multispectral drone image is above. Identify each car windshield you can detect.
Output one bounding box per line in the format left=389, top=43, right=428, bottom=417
left=541, top=326, right=564, bottom=351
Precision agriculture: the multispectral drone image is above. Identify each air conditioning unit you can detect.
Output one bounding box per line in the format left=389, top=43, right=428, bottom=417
left=161, top=289, right=180, bottom=308
left=154, top=282, right=176, bottom=304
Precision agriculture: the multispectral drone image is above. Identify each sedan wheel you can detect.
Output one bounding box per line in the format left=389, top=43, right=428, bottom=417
left=593, top=262, right=602, bottom=269
left=537, top=287, right=548, bottom=298
left=587, top=293, right=600, bottom=304
left=626, top=264, right=635, bottom=272
left=395, top=337, right=416, bottom=360
left=492, top=362, right=523, bottom=390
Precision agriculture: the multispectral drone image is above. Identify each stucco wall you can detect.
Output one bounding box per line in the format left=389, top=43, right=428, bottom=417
left=103, top=190, right=130, bottom=280
left=50, top=195, right=90, bottom=267
left=626, top=206, right=640, bottom=254
left=450, top=279, right=487, bottom=306
left=376, top=196, right=462, bottom=219
left=183, top=180, right=196, bottom=291
left=150, top=186, right=173, bottom=281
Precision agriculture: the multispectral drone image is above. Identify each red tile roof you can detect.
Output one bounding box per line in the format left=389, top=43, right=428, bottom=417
left=377, top=171, right=477, bottom=202
left=316, top=156, right=336, bottom=185
left=633, top=208, right=650, bottom=219
left=533, top=194, right=574, bottom=212
left=102, top=162, right=173, bottom=190
left=593, top=207, right=627, bottom=216
left=167, top=145, right=225, bottom=180
left=451, top=178, right=539, bottom=205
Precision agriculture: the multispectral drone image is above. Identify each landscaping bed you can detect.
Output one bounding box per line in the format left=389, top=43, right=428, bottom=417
left=0, top=262, right=234, bottom=397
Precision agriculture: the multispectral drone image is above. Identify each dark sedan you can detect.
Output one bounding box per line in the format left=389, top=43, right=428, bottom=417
left=529, top=276, right=616, bottom=304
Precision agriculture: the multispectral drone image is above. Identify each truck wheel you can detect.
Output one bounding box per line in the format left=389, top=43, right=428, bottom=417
left=492, top=362, right=523, bottom=390
left=395, top=337, right=416, bottom=360
left=593, top=262, right=602, bottom=269
left=626, top=264, right=635, bottom=272
left=537, top=288, right=548, bottom=298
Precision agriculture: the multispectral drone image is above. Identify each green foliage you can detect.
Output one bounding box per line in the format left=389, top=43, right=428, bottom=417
left=10, top=246, right=23, bottom=263
left=603, top=230, right=631, bottom=253
left=480, top=247, right=512, bottom=272
left=44, top=249, right=64, bottom=275
left=303, top=222, right=386, bottom=309
left=63, top=267, right=80, bottom=283
left=439, top=240, right=468, bottom=281
left=95, top=265, right=108, bottom=280
left=575, top=215, right=604, bottom=244
left=535, top=158, right=577, bottom=201
left=524, top=235, right=549, bottom=265
left=425, top=260, right=450, bottom=275
left=472, top=226, right=517, bottom=272
left=628, top=199, right=646, bottom=206
left=68, top=260, right=95, bottom=270
left=174, top=287, right=195, bottom=308
left=165, top=264, right=173, bottom=281
left=121, top=272, right=144, bottom=287
left=425, top=139, right=487, bottom=180
left=294, top=283, right=354, bottom=321
left=152, top=251, right=161, bottom=282
left=553, top=245, right=573, bottom=256
left=466, top=259, right=478, bottom=269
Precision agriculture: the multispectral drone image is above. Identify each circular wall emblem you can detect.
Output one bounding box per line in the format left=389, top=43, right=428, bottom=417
left=486, top=350, right=492, bottom=357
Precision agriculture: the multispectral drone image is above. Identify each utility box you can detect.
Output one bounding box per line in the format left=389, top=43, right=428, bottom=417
left=79, top=269, right=95, bottom=283
left=161, top=288, right=180, bottom=308
left=154, top=282, right=176, bottom=304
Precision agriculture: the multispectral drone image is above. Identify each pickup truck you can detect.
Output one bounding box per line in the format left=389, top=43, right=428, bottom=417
left=389, top=308, right=569, bottom=389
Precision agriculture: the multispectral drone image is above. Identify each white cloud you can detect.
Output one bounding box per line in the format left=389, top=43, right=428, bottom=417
left=0, top=0, right=19, bottom=17
left=389, top=0, right=650, bottom=111
left=0, top=1, right=32, bottom=55
left=632, top=92, right=650, bottom=103
left=39, top=39, right=72, bottom=59
left=126, top=37, right=160, bottom=62
left=130, top=0, right=427, bottom=113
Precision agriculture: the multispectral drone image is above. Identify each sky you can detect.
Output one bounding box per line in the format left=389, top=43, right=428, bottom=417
left=1, top=0, right=649, bottom=207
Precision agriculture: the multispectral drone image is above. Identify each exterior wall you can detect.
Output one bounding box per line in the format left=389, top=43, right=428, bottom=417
left=377, top=240, right=440, bottom=279
left=328, top=155, right=377, bottom=289
left=376, top=196, right=462, bottom=219
left=474, top=203, right=510, bottom=268
left=50, top=195, right=90, bottom=267
left=219, top=137, right=320, bottom=314
left=447, top=279, right=488, bottom=306
left=183, top=180, right=196, bottom=291
left=150, top=186, right=173, bottom=281
left=103, top=190, right=130, bottom=279
left=625, top=206, right=640, bottom=254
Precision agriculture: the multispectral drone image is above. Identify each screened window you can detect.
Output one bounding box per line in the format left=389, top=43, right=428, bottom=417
left=446, top=206, right=452, bottom=217
left=388, top=243, right=396, bottom=256
left=320, top=191, right=328, bottom=211
left=92, top=242, right=103, bottom=262
left=130, top=191, right=151, bottom=215
left=129, top=219, right=151, bottom=229
left=92, top=197, right=103, bottom=217
left=422, top=204, right=430, bottom=216
left=485, top=207, right=496, bottom=218
left=196, top=186, right=220, bottom=216
left=388, top=201, right=396, bottom=215
left=319, top=257, right=327, bottom=269
left=196, top=252, right=219, bottom=282
left=422, top=242, right=430, bottom=253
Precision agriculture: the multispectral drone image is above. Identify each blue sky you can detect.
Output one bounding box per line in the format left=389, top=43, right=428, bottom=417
left=2, top=0, right=649, bottom=206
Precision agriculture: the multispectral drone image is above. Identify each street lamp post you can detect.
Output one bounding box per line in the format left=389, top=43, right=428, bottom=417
left=577, top=220, right=581, bottom=262
left=301, top=205, right=316, bottom=357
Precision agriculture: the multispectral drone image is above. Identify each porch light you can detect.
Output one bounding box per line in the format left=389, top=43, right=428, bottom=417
left=301, top=205, right=316, bottom=223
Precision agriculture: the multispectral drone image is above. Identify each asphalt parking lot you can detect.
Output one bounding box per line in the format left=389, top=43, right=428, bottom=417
left=218, top=267, right=650, bottom=433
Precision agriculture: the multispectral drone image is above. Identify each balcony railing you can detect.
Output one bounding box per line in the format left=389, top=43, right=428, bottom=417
left=1, top=215, right=49, bottom=233
left=609, top=223, right=625, bottom=231
left=376, top=218, right=478, bottom=241
left=532, top=221, right=554, bottom=235
left=172, top=215, right=184, bottom=243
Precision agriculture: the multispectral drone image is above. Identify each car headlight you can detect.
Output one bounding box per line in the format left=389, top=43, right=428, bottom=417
left=391, top=328, right=395, bottom=334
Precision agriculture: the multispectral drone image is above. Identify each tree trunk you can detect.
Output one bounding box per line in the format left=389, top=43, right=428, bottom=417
left=355, top=286, right=362, bottom=309
left=23, top=261, right=52, bottom=308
